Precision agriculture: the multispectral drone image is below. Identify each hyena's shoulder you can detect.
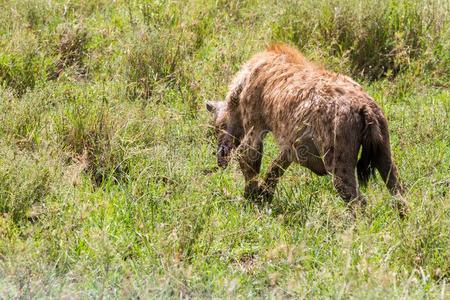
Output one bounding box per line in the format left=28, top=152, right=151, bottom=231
left=225, top=52, right=275, bottom=110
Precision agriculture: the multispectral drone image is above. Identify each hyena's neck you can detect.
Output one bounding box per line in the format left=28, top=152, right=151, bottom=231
left=224, top=67, right=247, bottom=143
left=225, top=109, right=244, bottom=145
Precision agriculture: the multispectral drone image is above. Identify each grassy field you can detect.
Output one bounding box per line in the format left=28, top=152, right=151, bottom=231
left=0, top=0, right=449, bottom=298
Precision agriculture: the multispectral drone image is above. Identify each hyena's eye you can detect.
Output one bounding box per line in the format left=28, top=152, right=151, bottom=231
left=215, top=122, right=227, bottom=137
left=219, top=122, right=227, bottom=131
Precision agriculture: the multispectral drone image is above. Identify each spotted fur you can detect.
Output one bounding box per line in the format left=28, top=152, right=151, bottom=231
left=207, top=44, right=408, bottom=216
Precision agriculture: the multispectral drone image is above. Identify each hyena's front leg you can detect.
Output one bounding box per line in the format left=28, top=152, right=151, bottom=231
left=237, top=132, right=263, bottom=200
left=323, top=143, right=367, bottom=214
left=259, top=150, right=293, bottom=202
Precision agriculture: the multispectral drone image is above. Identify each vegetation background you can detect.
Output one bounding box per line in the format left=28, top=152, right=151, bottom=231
left=0, top=0, right=449, bottom=298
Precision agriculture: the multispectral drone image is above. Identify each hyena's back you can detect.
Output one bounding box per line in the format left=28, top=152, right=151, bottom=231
left=227, top=44, right=402, bottom=194
left=230, top=45, right=380, bottom=153
left=211, top=43, right=407, bottom=216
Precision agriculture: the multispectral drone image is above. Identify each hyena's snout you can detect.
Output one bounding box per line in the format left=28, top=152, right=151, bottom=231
left=217, top=144, right=231, bottom=168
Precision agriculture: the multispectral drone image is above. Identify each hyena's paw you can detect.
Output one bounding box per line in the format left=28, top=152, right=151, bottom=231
left=244, top=181, right=274, bottom=203
left=392, top=194, right=410, bottom=219
left=347, top=195, right=368, bottom=218
left=244, top=181, right=263, bottom=201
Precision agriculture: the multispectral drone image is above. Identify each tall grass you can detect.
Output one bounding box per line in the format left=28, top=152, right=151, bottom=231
left=273, top=0, right=449, bottom=81
left=0, top=0, right=449, bottom=297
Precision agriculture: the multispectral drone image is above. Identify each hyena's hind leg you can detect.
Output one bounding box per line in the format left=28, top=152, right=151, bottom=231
left=237, top=130, right=264, bottom=199
left=375, top=143, right=409, bottom=217
left=323, top=140, right=367, bottom=213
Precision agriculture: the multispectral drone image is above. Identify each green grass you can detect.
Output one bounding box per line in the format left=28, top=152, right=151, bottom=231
left=0, top=0, right=449, bottom=298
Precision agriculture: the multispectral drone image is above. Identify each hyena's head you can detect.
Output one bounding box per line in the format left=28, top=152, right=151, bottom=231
left=206, top=101, right=239, bottom=168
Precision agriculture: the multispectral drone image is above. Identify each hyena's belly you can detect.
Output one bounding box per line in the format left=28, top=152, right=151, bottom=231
left=293, top=132, right=327, bottom=176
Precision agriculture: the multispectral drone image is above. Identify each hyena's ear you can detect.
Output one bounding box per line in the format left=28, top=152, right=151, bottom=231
left=206, top=101, right=225, bottom=113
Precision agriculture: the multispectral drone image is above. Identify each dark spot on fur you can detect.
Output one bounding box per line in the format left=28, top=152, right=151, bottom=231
left=335, top=87, right=346, bottom=95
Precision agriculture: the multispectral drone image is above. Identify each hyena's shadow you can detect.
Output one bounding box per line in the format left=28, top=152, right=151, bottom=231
left=244, top=169, right=333, bottom=226
left=266, top=171, right=404, bottom=226
left=269, top=186, right=318, bottom=227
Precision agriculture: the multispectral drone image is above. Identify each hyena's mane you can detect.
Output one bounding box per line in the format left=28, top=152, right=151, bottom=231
left=265, top=43, right=309, bottom=66
left=226, top=44, right=308, bottom=108
left=224, top=43, right=319, bottom=128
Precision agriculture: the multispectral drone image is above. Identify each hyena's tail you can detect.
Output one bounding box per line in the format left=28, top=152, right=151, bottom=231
left=357, top=105, right=384, bottom=186
left=357, top=104, right=408, bottom=217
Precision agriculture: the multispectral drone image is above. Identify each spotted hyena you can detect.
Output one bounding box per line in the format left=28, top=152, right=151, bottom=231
left=206, top=44, right=408, bottom=216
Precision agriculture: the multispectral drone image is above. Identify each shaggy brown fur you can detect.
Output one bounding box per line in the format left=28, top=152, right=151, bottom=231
left=207, top=44, right=408, bottom=216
